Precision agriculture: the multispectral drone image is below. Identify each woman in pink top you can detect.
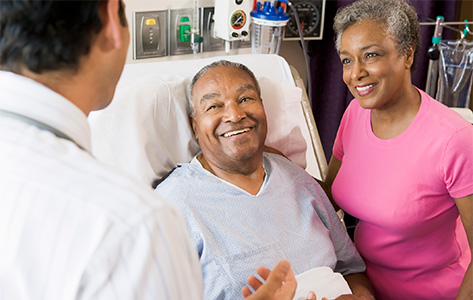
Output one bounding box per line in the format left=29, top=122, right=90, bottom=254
left=324, top=0, right=473, bottom=299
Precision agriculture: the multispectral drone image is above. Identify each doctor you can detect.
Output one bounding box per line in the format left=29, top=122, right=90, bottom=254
left=0, top=1, right=296, bottom=299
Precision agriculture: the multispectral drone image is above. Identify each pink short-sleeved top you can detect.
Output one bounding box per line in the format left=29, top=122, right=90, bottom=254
left=332, top=88, right=473, bottom=300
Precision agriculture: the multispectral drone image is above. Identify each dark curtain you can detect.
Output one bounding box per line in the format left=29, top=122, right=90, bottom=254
left=308, top=0, right=462, bottom=162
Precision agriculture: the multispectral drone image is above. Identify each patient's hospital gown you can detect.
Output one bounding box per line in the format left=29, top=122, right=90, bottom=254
left=155, top=152, right=365, bottom=300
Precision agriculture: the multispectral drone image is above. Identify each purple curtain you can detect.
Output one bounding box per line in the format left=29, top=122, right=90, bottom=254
left=309, top=0, right=461, bottom=162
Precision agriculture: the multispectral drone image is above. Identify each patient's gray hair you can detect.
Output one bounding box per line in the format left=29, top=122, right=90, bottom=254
left=333, top=0, right=420, bottom=71
left=188, top=60, right=261, bottom=116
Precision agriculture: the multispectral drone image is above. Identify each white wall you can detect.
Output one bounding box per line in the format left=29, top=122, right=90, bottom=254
left=123, top=0, right=307, bottom=86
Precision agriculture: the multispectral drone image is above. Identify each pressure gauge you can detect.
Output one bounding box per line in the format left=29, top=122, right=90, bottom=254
left=214, top=0, right=252, bottom=41
left=288, top=2, right=320, bottom=35
left=231, top=10, right=247, bottom=29
left=284, top=0, right=325, bottom=40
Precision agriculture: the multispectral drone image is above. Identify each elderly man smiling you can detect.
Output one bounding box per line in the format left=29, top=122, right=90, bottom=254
left=154, top=60, right=374, bottom=300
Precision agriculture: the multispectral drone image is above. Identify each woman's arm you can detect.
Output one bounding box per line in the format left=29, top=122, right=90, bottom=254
left=455, top=194, right=473, bottom=300
left=323, top=155, right=343, bottom=211
left=339, top=273, right=375, bottom=300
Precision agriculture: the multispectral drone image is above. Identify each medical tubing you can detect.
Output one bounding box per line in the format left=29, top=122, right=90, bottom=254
left=280, top=0, right=313, bottom=109
left=191, top=0, right=202, bottom=56
left=426, top=16, right=444, bottom=96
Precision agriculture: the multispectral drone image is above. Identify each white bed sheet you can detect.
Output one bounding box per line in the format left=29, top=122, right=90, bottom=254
left=88, top=54, right=321, bottom=185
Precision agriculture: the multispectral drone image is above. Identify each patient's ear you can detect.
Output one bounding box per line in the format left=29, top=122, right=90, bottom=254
left=189, top=114, right=198, bottom=138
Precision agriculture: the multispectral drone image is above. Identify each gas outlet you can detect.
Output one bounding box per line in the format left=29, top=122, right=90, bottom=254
left=133, top=11, right=167, bottom=59
left=202, top=7, right=225, bottom=52
left=169, top=8, right=198, bottom=55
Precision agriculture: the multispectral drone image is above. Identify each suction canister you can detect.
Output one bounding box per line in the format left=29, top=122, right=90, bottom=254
left=250, top=1, right=289, bottom=54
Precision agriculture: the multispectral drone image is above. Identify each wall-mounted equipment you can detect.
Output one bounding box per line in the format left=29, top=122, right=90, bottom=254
left=214, top=0, right=252, bottom=53
left=202, top=7, right=225, bottom=52
left=251, top=1, right=289, bottom=54
left=170, top=8, right=198, bottom=55
left=284, top=0, right=325, bottom=40
left=133, top=2, right=257, bottom=60
left=202, top=7, right=251, bottom=52
left=133, top=11, right=168, bottom=59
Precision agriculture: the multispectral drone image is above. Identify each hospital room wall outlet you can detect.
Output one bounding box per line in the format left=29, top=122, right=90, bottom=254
left=133, top=11, right=168, bottom=59
left=132, top=3, right=254, bottom=60
left=202, top=7, right=225, bottom=52
left=213, top=0, right=252, bottom=42
left=131, top=0, right=327, bottom=60
left=169, top=8, right=198, bottom=56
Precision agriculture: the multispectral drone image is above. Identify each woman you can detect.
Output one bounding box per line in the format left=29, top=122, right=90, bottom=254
left=325, top=0, right=473, bottom=299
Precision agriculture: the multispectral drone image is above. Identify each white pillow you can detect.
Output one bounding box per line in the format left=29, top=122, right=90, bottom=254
left=89, top=55, right=308, bottom=185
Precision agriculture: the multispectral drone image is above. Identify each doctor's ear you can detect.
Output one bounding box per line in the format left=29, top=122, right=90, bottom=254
left=99, top=0, right=127, bottom=50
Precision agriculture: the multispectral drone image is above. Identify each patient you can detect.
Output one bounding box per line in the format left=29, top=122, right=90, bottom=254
left=154, top=60, right=374, bottom=300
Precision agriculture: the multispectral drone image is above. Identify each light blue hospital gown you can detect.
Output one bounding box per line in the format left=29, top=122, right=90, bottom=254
left=155, top=153, right=365, bottom=300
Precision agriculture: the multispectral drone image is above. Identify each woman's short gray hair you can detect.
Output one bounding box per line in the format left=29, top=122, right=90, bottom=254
left=333, top=0, right=420, bottom=71
left=188, top=60, right=261, bottom=116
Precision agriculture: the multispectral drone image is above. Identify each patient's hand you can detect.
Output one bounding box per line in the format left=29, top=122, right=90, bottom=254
left=242, top=260, right=297, bottom=300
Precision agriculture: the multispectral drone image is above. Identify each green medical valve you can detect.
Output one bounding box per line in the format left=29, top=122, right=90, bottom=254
left=180, top=24, right=191, bottom=42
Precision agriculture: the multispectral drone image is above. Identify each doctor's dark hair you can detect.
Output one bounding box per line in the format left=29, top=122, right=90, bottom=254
left=0, top=0, right=127, bottom=74
left=188, top=60, right=261, bottom=117
left=333, top=0, right=420, bottom=72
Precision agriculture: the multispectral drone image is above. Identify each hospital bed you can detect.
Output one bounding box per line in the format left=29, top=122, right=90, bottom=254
left=88, top=54, right=327, bottom=186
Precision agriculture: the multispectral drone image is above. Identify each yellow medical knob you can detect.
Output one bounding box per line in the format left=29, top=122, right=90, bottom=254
left=145, top=18, right=156, bottom=26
